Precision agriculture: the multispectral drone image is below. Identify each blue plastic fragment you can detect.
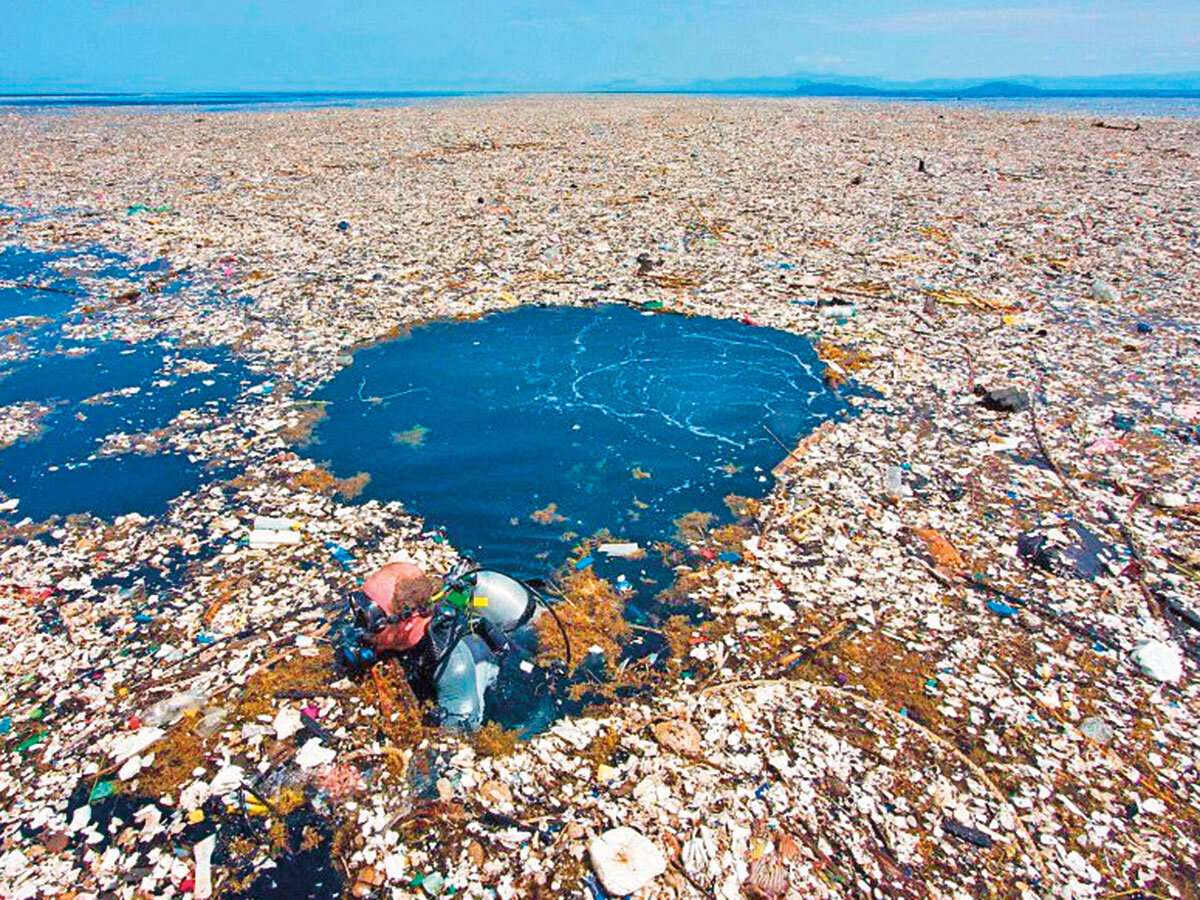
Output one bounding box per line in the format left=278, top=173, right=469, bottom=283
left=1136, top=322, right=1152, bottom=334
left=0, top=717, right=10, bottom=735
left=574, top=556, right=594, bottom=571
left=986, top=600, right=1018, bottom=618
left=325, top=540, right=356, bottom=568
left=133, top=612, right=154, bottom=624
left=718, top=551, right=742, bottom=563
left=195, top=632, right=217, bottom=645
left=584, top=873, right=610, bottom=899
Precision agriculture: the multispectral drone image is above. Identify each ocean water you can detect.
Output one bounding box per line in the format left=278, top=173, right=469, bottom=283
left=0, top=243, right=255, bottom=522
left=0, top=341, right=250, bottom=521
left=308, top=304, right=849, bottom=593
left=0, top=91, right=462, bottom=113
left=1, top=91, right=1198, bottom=117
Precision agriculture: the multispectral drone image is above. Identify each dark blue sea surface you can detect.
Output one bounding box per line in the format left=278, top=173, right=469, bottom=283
left=0, top=242, right=255, bottom=521
left=308, top=304, right=848, bottom=588
left=0, top=341, right=251, bottom=521
left=0, top=245, right=84, bottom=323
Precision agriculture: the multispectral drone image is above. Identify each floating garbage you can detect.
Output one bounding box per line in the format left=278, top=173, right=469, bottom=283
left=1, top=97, right=1197, bottom=900
left=588, top=826, right=667, bottom=896
left=598, top=542, right=641, bottom=558
left=1133, top=639, right=1184, bottom=684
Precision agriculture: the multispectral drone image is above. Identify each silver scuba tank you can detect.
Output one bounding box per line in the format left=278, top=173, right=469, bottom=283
left=469, top=570, right=539, bottom=632
left=433, top=569, right=539, bottom=731
left=436, top=634, right=499, bottom=731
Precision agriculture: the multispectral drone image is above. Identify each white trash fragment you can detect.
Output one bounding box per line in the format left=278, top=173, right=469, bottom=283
left=249, top=528, right=302, bottom=548
left=383, top=852, right=408, bottom=883
left=193, top=834, right=216, bottom=899
left=110, top=727, right=165, bottom=763
left=0, top=849, right=29, bottom=879
left=273, top=706, right=304, bottom=740
left=209, top=764, right=245, bottom=798
left=1133, top=639, right=1183, bottom=684
left=598, top=542, right=641, bottom=558
left=68, top=805, right=91, bottom=834
left=253, top=515, right=297, bottom=531
left=296, top=737, right=337, bottom=769
left=588, top=826, right=667, bottom=896
left=118, top=754, right=145, bottom=781
left=1091, top=280, right=1121, bottom=303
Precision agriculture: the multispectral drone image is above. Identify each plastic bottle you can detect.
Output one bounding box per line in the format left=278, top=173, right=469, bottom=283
left=142, top=690, right=206, bottom=727
left=884, top=464, right=903, bottom=498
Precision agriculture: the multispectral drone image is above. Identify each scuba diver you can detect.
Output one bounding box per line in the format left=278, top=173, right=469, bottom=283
left=336, top=558, right=570, bottom=732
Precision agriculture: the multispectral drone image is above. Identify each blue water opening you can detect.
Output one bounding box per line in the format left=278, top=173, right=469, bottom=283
left=0, top=245, right=83, bottom=324
left=0, top=341, right=253, bottom=521
left=309, top=305, right=847, bottom=591
left=0, top=241, right=256, bottom=522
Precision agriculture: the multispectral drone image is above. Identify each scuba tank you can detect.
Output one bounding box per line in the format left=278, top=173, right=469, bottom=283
left=435, top=634, right=500, bottom=731
left=428, top=565, right=540, bottom=730
left=469, top=570, right=539, bottom=632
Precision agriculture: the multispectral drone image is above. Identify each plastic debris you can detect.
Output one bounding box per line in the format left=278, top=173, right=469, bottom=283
left=598, top=542, right=641, bottom=558
left=0, top=97, right=1196, bottom=900
left=588, top=826, right=667, bottom=896
left=296, top=737, right=337, bottom=769
left=142, top=692, right=205, bottom=727
left=193, top=834, right=216, bottom=900
left=942, top=817, right=995, bottom=848
left=978, top=385, right=1030, bottom=413
left=1132, top=639, right=1183, bottom=684
left=1091, top=279, right=1121, bottom=303
left=1079, top=716, right=1114, bottom=745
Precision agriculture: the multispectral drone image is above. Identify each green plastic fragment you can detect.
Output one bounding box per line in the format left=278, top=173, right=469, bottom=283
left=643, top=300, right=665, bottom=310
left=89, top=781, right=115, bottom=802
left=17, top=732, right=46, bottom=753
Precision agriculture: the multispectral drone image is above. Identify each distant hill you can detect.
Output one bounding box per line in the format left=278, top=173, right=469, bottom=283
left=593, top=71, right=1200, bottom=98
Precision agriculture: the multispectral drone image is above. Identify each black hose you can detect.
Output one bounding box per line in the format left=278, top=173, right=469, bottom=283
left=523, top=579, right=573, bottom=671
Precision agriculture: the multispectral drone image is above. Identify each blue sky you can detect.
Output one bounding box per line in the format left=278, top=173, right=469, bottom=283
left=2, top=1, right=1198, bottom=92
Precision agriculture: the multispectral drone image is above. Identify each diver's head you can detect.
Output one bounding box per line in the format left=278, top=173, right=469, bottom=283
left=356, top=561, right=435, bottom=652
